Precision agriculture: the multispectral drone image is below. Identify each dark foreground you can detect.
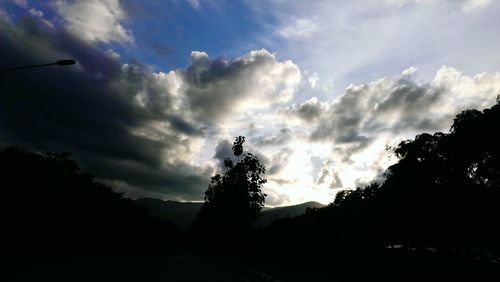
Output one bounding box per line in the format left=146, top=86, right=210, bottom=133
left=4, top=252, right=500, bottom=282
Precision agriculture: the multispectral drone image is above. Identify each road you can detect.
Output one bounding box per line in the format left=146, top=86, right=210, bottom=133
left=5, top=252, right=499, bottom=281
left=4, top=255, right=267, bottom=282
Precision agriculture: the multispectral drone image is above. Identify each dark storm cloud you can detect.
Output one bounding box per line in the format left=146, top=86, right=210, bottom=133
left=81, top=154, right=212, bottom=201
left=213, top=139, right=235, bottom=171
left=168, top=114, right=205, bottom=136
left=0, top=18, right=210, bottom=200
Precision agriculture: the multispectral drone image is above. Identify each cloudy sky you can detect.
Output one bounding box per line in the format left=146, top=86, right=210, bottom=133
left=1, top=0, right=499, bottom=206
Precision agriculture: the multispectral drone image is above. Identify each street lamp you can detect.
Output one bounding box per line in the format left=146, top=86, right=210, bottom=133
left=0, top=59, right=77, bottom=75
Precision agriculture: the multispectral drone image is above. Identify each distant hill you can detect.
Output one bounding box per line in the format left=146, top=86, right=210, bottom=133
left=255, top=201, right=326, bottom=228
left=135, top=198, right=325, bottom=232
left=135, top=198, right=202, bottom=233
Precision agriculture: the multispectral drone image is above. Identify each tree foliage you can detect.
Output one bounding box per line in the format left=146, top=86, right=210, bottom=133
left=193, top=136, right=267, bottom=241
left=373, top=100, right=500, bottom=250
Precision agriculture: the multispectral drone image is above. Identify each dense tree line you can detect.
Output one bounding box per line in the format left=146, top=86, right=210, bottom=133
left=0, top=148, right=183, bottom=254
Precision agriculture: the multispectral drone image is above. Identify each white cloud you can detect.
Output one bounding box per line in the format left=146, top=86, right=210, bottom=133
left=187, top=0, right=201, bottom=10
left=402, top=66, right=418, bottom=77
left=55, top=0, right=134, bottom=43
left=278, top=17, right=319, bottom=39
left=29, top=8, right=44, bottom=17
left=462, top=0, right=492, bottom=12
left=0, top=8, right=12, bottom=24
left=14, top=0, right=28, bottom=8
left=383, top=0, right=432, bottom=6
left=307, top=72, right=320, bottom=88
left=384, top=0, right=493, bottom=12
left=432, top=66, right=500, bottom=112
left=104, top=48, right=121, bottom=60
left=27, top=7, right=54, bottom=27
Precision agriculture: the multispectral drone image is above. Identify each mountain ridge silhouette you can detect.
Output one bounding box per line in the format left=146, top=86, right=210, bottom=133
left=135, top=198, right=325, bottom=232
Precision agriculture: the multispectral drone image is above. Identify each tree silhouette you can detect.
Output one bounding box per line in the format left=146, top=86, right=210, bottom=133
left=0, top=147, right=183, bottom=254
left=335, top=99, right=500, bottom=253
left=192, top=136, right=267, bottom=249
left=374, top=100, right=500, bottom=251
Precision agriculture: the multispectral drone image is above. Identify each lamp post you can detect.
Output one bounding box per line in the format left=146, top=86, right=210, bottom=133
left=0, top=59, right=77, bottom=75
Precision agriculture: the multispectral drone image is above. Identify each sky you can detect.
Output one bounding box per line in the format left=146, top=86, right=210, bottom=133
left=0, top=0, right=499, bottom=206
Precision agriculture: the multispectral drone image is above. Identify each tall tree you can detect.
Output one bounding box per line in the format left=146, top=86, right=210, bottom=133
left=192, top=136, right=267, bottom=243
